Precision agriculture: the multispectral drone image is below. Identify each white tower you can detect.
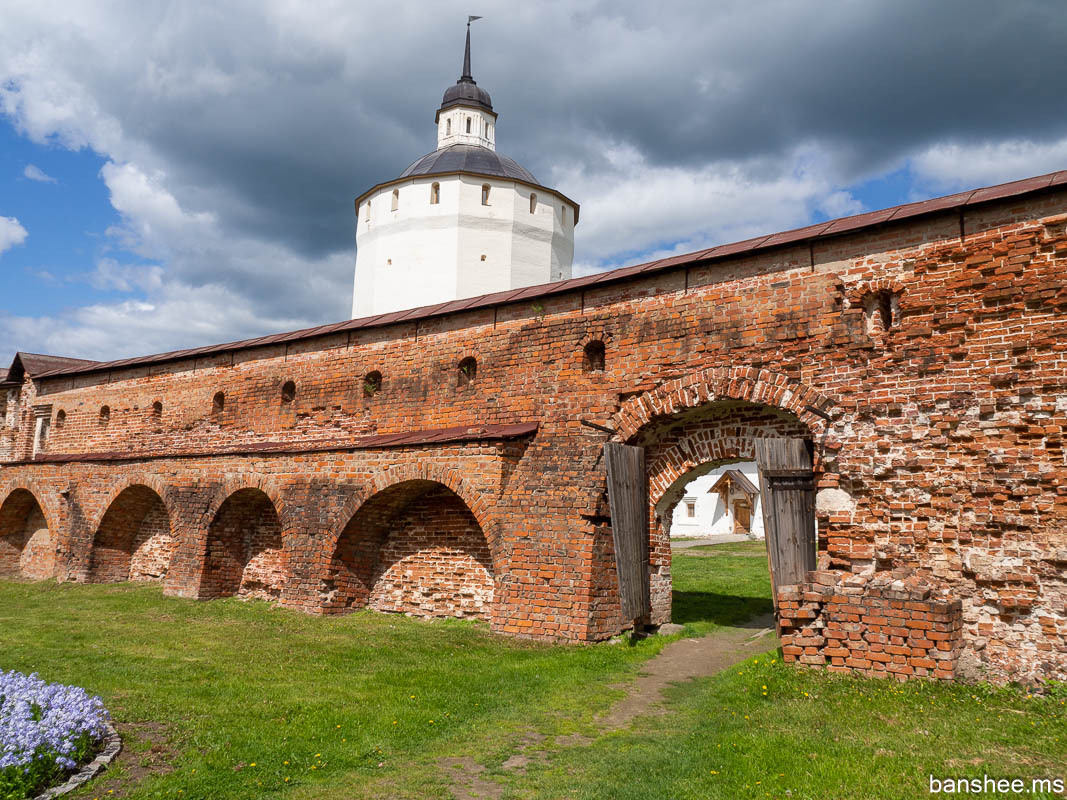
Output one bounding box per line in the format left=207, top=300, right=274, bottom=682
left=352, top=22, right=578, bottom=318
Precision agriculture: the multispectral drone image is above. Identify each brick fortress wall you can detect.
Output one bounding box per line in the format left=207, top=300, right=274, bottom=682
left=2, top=188, right=1066, bottom=683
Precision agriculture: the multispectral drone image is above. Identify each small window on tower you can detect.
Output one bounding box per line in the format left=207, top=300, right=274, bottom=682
left=391, top=189, right=399, bottom=211
left=430, top=182, right=440, bottom=204
left=466, top=116, right=471, bottom=133
left=446, top=118, right=452, bottom=135
left=481, top=184, right=490, bottom=206
left=530, top=193, right=537, bottom=214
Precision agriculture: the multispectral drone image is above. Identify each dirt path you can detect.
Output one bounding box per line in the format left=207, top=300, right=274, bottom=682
left=441, top=614, right=778, bottom=800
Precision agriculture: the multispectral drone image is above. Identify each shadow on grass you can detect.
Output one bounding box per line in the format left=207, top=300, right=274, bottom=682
left=671, top=590, right=773, bottom=629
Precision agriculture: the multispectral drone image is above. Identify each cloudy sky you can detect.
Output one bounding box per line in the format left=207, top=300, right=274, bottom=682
left=1, top=0, right=1065, bottom=366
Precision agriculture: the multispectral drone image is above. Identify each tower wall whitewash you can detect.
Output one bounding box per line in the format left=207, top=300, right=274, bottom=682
left=353, top=173, right=575, bottom=318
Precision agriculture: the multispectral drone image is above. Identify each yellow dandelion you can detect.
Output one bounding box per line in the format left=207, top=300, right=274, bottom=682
left=283, top=761, right=289, bottom=765
left=710, top=770, right=720, bottom=775
left=429, top=720, right=434, bottom=724
left=336, top=724, right=341, bottom=728
left=284, top=777, right=290, bottom=783
left=250, top=762, right=256, bottom=767
left=315, top=753, right=321, bottom=758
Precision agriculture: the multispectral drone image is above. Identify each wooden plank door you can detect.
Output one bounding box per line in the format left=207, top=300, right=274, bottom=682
left=604, top=442, right=651, bottom=622
left=754, top=438, right=817, bottom=610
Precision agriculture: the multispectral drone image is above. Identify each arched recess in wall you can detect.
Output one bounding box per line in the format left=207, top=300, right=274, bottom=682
left=88, top=484, right=175, bottom=583
left=319, top=479, right=496, bottom=623
left=201, top=488, right=287, bottom=602
left=0, top=488, right=54, bottom=580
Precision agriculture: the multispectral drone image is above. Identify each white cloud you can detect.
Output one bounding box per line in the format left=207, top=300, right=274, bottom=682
left=562, top=140, right=866, bottom=271
left=909, top=137, right=1067, bottom=195
left=0, top=216, right=28, bottom=256
left=22, top=164, right=56, bottom=183
left=0, top=1, right=1064, bottom=363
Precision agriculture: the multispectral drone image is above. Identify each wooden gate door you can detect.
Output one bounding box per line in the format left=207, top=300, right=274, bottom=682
left=604, top=443, right=651, bottom=622
left=753, top=438, right=817, bottom=611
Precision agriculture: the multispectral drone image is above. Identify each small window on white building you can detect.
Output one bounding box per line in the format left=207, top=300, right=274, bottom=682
left=481, top=184, right=490, bottom=205
left=391, top=189, right=399, bottom=211
left=446, top=118, right=452, bottom=136
left=685, top=499, right=696, bottom=518
left=466, top=116, right=471, bottom=133
left=530, top=193, right=537, bottom=214
left=364, top=201, right=370, bottom=222
left=430, top=182, right=440, bottom=204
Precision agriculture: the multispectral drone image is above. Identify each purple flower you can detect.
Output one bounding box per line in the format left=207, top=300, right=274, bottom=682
left=0, top=670, right=110, bottom=773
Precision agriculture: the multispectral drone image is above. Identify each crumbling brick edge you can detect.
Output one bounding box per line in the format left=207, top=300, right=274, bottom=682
left=35, top=722, right=122, bottom=800
left=778, top=568, right=963, bottom=681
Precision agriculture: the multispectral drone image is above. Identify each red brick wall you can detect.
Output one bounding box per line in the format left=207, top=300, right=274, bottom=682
left=322, top=480, right=495, bottom=622
left=1, top=191, right=1066, bottom=681
left=778, top=569, right=963, bottom=680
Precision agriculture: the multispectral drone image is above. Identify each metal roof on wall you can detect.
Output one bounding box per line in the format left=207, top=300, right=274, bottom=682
left=30, top=169, right=1067, bottom=382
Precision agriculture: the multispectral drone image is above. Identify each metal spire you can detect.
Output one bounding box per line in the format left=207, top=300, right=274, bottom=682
left=461, top=16, right=482, bottom=83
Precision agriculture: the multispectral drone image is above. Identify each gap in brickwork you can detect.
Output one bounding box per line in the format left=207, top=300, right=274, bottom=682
left=0, top=489, right=53, bottom=579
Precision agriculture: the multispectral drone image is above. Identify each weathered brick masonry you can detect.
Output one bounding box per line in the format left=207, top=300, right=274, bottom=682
left=2, top=174, right=1066, bottom=683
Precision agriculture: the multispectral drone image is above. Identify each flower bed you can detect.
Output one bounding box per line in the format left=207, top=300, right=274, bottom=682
left=0, top=671, right=110, bottom=800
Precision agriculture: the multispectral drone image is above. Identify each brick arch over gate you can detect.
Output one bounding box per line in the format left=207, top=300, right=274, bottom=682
left=611, top=366, right=836, bottom=446
left=0, top=480, right=62, bottom=580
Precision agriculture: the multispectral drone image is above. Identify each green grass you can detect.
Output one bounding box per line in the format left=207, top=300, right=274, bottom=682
left=0, top=580, right=673, bottom=799
left=671, top=544, right=773, bottom=636
left=2, top=546, right=1062, bottom=799
left=490, top=649, right=1066, bottom=799
left=680, top=540, right=768, bottom=557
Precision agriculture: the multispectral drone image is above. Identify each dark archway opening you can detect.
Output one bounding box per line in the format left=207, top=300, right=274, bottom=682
left=202, top=489, right=286, bottom=601
left=90, top=485, right=174, bottom=583
left=323, top=480, right=494, bottom=622
left=0, top=489, right=53, bottom=580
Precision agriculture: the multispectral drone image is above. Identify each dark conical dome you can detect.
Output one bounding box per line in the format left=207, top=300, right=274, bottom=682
left=441, top=80, right=493, bottom=113
left=439, top=20, right=493, bottom=114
